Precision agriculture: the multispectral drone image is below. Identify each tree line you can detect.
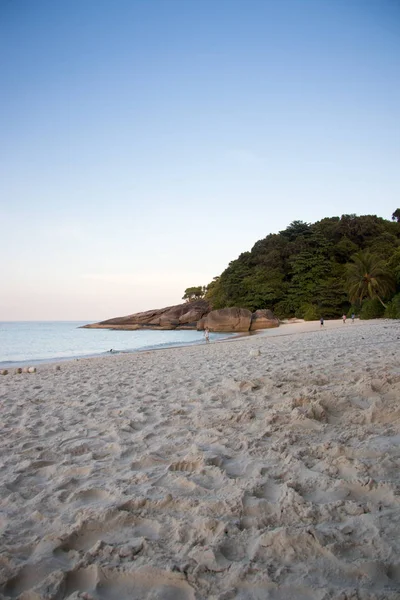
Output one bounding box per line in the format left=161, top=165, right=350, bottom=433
left=183, top=211, right=400, bottom=319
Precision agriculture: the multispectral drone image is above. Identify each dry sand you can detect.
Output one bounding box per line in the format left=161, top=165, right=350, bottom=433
left=0, top=319, right=400, bottom=600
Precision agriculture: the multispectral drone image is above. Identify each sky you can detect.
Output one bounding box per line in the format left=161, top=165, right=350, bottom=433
left=1, top=0, right=399, bottom=320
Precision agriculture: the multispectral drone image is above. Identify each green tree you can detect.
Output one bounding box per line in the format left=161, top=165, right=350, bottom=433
left=205, top=277, right=226, bottom=309
left=392, top=208, right=400, bottom=222
left=241, top=267, right=286, bottom=312
left=387, top=248, right=400, bottom=285
left=213, top=253, right=253, bottom=308
left=182, top=286, right=206, bottom=302
left=280, top=220, right=311, bottom=241
left=337, top=214, right=385, bottom=248
left=285, top=229, right=333, bottom=315
left=346, top=251, right=395, bottom=308
left=201, top=213, right=400, bottom=319
left=368, top=232, right=400, bottom=260
left=360, top=298, right=385, bottom=319
left=333, top=236, right=359, bottom=263
left=384, top=293, right=400, bottom=319
left=317, top=274, right=348, bottom=318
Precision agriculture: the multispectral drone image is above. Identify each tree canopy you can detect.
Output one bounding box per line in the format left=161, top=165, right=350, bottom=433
left=182, top=286, right=206, bottom=302
left=392, top=209, right=400, bottom=223
left=203, top=214, right=400, bottom=319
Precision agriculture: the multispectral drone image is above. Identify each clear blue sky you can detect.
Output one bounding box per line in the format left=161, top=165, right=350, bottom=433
left=1, top=0, right=399, bottom=320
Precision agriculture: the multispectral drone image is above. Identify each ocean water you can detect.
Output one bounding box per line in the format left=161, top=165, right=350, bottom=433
left=0, top=321, right=233, bottom=366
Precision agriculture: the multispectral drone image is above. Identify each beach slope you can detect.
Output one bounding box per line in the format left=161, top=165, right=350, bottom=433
left=1, top=319, right=399, bottom=599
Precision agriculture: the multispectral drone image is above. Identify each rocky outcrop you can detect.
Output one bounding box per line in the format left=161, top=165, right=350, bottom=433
left=250, top=309, right=279, bottom=331
left=83, top=300, right=211, bottom=331
left=199, top=308, right=252, bottom=332
left=83, top=301, right=280, bottom=333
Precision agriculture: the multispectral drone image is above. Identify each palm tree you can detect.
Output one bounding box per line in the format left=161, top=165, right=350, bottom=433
left=346, top=251, right=395, bottom=308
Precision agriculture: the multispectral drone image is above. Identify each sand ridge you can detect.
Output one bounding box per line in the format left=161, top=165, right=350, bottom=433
left=0, top=319, right=400, bottom=599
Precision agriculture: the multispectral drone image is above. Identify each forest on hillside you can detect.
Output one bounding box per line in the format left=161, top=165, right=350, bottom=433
left=185, top=213, right=400, bottom=320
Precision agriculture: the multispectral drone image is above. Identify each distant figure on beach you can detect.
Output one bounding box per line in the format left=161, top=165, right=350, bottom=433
left=351, top=313, right=355, bottom=323
left=204, top=327, right=210, bottom=343
left=342, top=314, right=347, bottom=324
left=320, top=317, right=324, bottom=328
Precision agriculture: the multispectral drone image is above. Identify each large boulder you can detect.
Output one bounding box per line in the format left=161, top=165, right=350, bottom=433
left=201, top=308, right=252, bottom=332
left=83, top=300, right=211, bottom=330
left=250, top=309, right=279, bottom=331
left=178, top=304, right=209, bottom=325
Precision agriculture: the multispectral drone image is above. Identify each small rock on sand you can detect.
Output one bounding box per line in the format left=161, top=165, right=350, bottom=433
left=249, top=349, right=261, bottom=357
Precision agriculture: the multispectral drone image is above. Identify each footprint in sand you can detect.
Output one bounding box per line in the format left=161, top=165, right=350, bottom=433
left=5, top=473, right=48, bottom=501
left=3, top=563, right=57, bottom=599
left=252, top=480, right=283, bottom=502
left=168, top=460, right=202, bottom=473
left=68, top=488, right=113, bottom=506
left=63, top=465, right=93, bottom=477
left=218, top=538, right=247, bottom=562
left=131, top=454, right=168, bottom=471
left=60, top=513, right=161, bottom=552
left=65, top=565, right=195, bottom=600
left=30, top=459, right=57, bottom=469
left=64, top=565, right=99, bottom=597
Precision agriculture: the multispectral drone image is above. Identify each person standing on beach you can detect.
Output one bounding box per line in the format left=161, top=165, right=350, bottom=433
left=204, top=327, right=210, bottom=343
left=351, top=313, right=355, bottom=323
left=320, top=317, right=324, bottom=328
left=342, top=314, right=347, bottom=324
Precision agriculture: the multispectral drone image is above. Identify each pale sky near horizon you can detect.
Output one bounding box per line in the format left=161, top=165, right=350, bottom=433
left=1, top=0, right=399, bottom=321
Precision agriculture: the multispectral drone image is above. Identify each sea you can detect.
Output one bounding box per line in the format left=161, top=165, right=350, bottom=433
left=0, top=321, right=234, bottom=367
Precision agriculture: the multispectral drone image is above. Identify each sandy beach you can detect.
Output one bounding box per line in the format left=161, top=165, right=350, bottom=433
left=1, top=318, right=400, bottom=600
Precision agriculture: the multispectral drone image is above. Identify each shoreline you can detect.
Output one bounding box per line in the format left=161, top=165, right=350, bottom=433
left=1, top=318, right=384, bottom=370
left=0, top=330, right=241, bottom=369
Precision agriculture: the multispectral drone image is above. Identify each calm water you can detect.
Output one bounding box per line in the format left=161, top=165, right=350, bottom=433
left=0, top=322, right=232, bottom=366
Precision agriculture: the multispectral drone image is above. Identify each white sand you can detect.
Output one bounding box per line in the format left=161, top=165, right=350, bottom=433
left=1, top=319, right=400, bottom=600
